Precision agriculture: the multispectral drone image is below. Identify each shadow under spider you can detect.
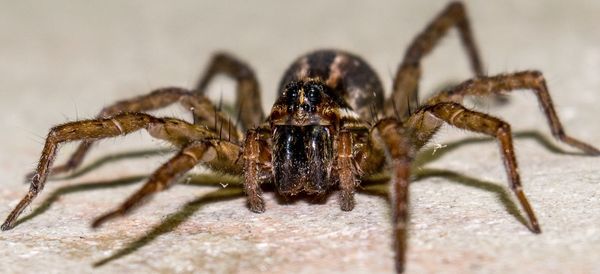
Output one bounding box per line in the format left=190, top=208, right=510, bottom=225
left=15, top=175, right=147, bottom=227
left=360, top=168, right=528, bottom=227
left=93, top=187, right=244, bottom=267
left=14, top=170, right=244, bottom=266
left=413, top=130, right=585, bottom=167
left=15, top=173, right=242, bottom=228
left=13, top=130, right=576, bottom=266
left=49, top=148, right=172, bottom=181
left=360, top=129, right=582, bottom=227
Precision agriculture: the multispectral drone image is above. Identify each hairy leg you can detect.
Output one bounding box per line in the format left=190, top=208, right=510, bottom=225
left=45, top=88, right=242, bottom=178
left=375, top=118, right=416, bottom=274
left=242, top=129, right=270, bottom=213
left=195, top=52, right=265, bottom=130
left=336, top=130, right=361, bottom=211
left=415, top=102, right=542, bottom=233
left=47, top=88, right=189, bottom=176
left=92, top=139, right=241, bottom=227
left=427, top=71, right=600, bottom=155
left=183, top=95, right=242, bottom=143
left=386, top=1, right=483, bottom=119
left=2, top=113, right=216, bottom=230
left=101, top=88, right=240, bottom=141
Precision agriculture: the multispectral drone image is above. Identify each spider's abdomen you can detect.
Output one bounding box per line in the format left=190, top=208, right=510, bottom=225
left=278, top=49, right=384, bottom=122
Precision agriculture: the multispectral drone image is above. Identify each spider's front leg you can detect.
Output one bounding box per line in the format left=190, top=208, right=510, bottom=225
left=242, top=128, right=270, bottom=213
left=410, top=102, right=542, bottom=233
left=428, top=71, right=600, bottom=155
left=44, top=87, right=241, bottom=178
left=48, top=51, right=264, bottom=179
left=374, top=118, right=416, bottom=274
left=336, top=131, right=359, bottom=210
left=2, top=113, right=217, bottom=230
left=44, top=88, right=190, bottom=177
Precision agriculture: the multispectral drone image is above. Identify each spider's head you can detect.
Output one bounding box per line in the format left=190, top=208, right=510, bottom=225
left=267, top=80, right=340, bottom=196
left=268, top=80, right=335, bottom=126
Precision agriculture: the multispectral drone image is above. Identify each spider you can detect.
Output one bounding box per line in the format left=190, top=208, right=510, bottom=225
left=2, top=2, right=599, bottom=273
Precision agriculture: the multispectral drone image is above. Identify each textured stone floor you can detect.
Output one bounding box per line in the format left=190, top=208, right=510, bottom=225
left=1, top=1, right=599, bottom=273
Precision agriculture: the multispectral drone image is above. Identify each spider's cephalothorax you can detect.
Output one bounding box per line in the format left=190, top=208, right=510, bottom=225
left=3, top=2, right=599, bottom=273
left=265, top=52, right=385, bottom=198
left=269, top=80, right=339, bottom=195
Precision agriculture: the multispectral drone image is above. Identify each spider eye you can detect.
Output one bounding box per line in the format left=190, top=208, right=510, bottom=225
left=283, top=82, right=301, bottom=98
left=283, top=85, right=301, bottom=109
left=305, top=84, right=322, bottom=104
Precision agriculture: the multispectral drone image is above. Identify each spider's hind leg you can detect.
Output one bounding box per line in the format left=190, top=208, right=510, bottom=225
left=2, top=113, right=218, bottom=230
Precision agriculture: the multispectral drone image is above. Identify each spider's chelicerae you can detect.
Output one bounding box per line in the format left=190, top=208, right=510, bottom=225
left=3, top=2, right=599, bottom=273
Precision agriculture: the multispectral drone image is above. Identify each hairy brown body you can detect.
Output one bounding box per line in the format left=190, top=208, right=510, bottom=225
left=2, top=2, right=598, bottom=273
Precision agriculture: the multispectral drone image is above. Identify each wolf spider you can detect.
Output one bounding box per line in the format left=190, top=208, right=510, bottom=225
left=3, top=2, right=599, bottom=273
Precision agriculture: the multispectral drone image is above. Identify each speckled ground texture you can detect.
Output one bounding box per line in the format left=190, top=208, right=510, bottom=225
left=1, top=1, right=599, bottom=273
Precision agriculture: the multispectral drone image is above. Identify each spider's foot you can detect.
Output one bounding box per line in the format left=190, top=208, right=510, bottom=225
left=248, top=197, right=265, bottom=213
left=531, top=221, right=542, bottom=234
left=560, top=135, right=600, bottom=155
left=395, top=261, right=405, bottom=274
left=91, top=210, right=122, bottom=228
left=1, top=219, right=15, bottom=231
left=339, top=190, right=355, bottom=211
left=583, top=145, right=600, bottom=156
left=576, top=142, right=600, bottom=156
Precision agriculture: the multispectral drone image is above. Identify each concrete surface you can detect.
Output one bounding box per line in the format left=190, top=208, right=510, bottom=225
left=1, top=0, right=600, bottom=273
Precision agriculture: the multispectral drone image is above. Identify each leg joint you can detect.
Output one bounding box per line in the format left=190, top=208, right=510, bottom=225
left=527, top=70, right=544, bottom=80
left=47, top=129, right=57, bottom=140
left=447, top=1, right=466, bottom=15
left=496, top=122, right=512, bottom=136
left=520, top=70, right=546, bottom=89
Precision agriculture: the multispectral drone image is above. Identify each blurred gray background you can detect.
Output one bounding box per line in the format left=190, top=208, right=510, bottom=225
left=1, top=1, right=599, bottom=273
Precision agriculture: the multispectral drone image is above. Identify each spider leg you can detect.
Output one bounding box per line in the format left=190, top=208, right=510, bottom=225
left=415, top=102, right=542, bottom=233
left=46, top=88, right=189, bottom=177
left=2, top=113, right=217, bottom=230
left=92, top=139, right=241, bottom=228
left=386, top=1, right=483, bottom=119
left=427, top=71, right=600, bottom=155
left=195, top=52, right=265, bottom=130
left=183, top=95, right=242, bottom=142
left=375, top=118, right=416, bottom=274
left=242, top=129, right=271, bottom=213
left=336, top=131, right=359, bottom=210
left=43, top=88, right=241, bottom=178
